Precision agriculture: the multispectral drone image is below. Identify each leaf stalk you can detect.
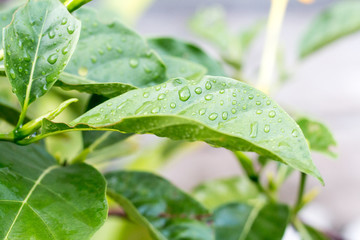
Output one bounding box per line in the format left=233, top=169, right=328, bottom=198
left=63, top=0, right=93, bottom=12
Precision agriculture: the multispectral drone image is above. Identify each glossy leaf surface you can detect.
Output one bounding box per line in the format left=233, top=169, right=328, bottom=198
left=214, top=202, right=289, bottom=240
left=0, top=142, right=108, bottom=239
left=3, top=0, right=81, bottom=106
left=299, top=1, right=360, bottom=58
left=71, top=76, right=322, bottom=182
left=0, top=6, right=18, bottom=57
left=297, top=117, right=337, bottom=158
left=106, top=171, right=214, bottom=240
left=192, top=177, right=260, bottom=210
left=148, top=37, right=225, bottom=76
left=59, top=8, right=166, bottom=97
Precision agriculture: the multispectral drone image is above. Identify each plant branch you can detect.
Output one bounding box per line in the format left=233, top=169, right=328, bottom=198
left=257, top=0, right=289, bottom=94
left=293, top=172, right=307, bottom=215
left=0, top=132, right=14, bottom=141
left=63, top=0, right=93, bottom=12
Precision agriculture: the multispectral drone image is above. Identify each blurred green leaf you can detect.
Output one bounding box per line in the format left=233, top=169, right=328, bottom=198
left=148, top=37, right=225, bottom=76
left=214, top=202, right=289, bottom=240
left=106, top=171, right=214, bottom=240
left=299, top=1, right=360, bottom=58
left=58, top=7, right=166, bottom=97
left=297, top=117, right=337, bottom=158
left=163, top=56, right=207, bottom=80
left=192, top=177, right=260, bottom=210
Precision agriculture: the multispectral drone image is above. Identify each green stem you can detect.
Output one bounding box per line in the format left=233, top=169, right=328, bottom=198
left=293, top=172, right=307, bottom=215
left=70, top=131, right=112, bottom=164
left=0, top=132, right=14, bottom=141
left=63, top=0, right=93, bottom=12
left=257, top=0, right=289, bottom=94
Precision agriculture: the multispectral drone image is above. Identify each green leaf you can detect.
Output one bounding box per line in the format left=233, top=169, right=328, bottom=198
left=302, top=225, right=329, bottom=240
left=148, top=37, right=225, bottom=76
left=69, top=76, right=322, bottom=182
left=58, top=8, right=166, bottom=97
left=0, top=99, right=29, bottom=126
left=299, top=1, right=360, bottom=58
left=3, top=0, right=81, bottom=107
left=214, top=202, right=289, bottom=240
left=0, top=141, right=108, bottom=239
left=297, top=117, right=337, bottom=158
left=0, top=6, right=18, bottom=61
left=192, top=177, right=260, bottom=210
left=163, top=56, right=206, bottom=80
left=106, top=171, right=214, bottom=240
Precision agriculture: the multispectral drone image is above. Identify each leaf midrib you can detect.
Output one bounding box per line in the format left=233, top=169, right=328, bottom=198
left=238, top=201, right=265, bottom=240
left=4, top=165, right=59, bottom=240
left=22, top=8, right=49, bottom=109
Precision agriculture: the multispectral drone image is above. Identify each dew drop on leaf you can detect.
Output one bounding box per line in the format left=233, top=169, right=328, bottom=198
left=143, top=92, right=150, bottom=98
left=292, top=129, right=299, bottom=137
left=194, top=87, right=202, bottom=94
left=170, top=102, right=176, bottom=109
left=205, top=94, right=213, bottom=101
left=219, top=89, right=225, bottom=94
left=222, top=112, right=228, bottom=120
left=250, top=122, right=258, bottom=138
left=264, top=124, right=270, bottom=133
left=256, top=101, right=261, bottom=105
left=151, top=107, right=160, bottom=114
left=256, top=110, right=263, bottom=115
left=199, top=108, right=206, bottom=115
left=205, top=81, right=212, bottom=90
left=129, top=58, right=139, bottom=68
left=178, top=86, right=191, bottom=102
left=47, top=53, right=58, bottom=65
left=231, top=108, right=237, bottom=114
left=209, top=113, right=218, bottom=121
left=61, top=17, right=67, bottom=25
left=158, top=93, right=165, bottom=100
left=9, top=68, right=15, bottom=79
left=248, top=94, right=254, bottom=100
left=91, top=56, right=97, bottom=63
left=268, top=110, right=276, bottom=118
left=78, top=67, right=88, bottom=77
left=18, top=66, right=23, bottom=73
left=67, top=25, right=75, bottom=34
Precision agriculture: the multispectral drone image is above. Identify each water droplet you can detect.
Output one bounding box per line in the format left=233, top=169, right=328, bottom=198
left=9, top=68, right=15, bottom=79
left=143, top=65, right=152, bottom=73
left=23, top=52, right=31, bottom=62
left=195, top=87, right=202, bottom=94
left=209, top=113, right=218, bottom=121
left=256, top=110, right=263, bottom=115
left=178, top=86, right=191, bottom=101
left=220, top=100, right=224, bottom=105
left=143, top=92, right=149, bottom=98
left=256, top=101, right=261, bottom=105
left=155, top=86, right=161, bottom=91
left=170, top=102, right=176, bottom=109
left=106, top=43, right=112, bottom=51
left=248, top=94, right=254, bottom=100
left=18, top=66, right=23, bottom=73
left=61, top=17, right=67, bottom=25
left=205, top=81, right=212, bottom=90
left=78, top=67, right=88, bottom=77
left=222, top=112, right=228, bottom=120
left=266, top=100, right=271, bottom=105
left=232, top=93, right=237, bottom=97
left=231, top=108, right=237, bottom=114
left=67, top=25, right=75, bottom=34
left=219, top=89, right=225, bottom=94
left=242, top=105, right=247, bottom=110
left=107, top=102, right=113, bottom=107
left=91, top=56, right=97, bottom=63
left=158, top=93, right=166, bottom=100
left=129, top=58, right=139, bottom=68
left=199, top=108, right=206, bottom=115
left=292, top=129, right=299, bottom=137
left=151, top=107, right=160, bottom=114
left=41, top=71, right=46, bottom=75
left=232, top=100, right=237, bottom=105
left=117, top=48, right=123, bottom=54
left=62, top=46, right=69, bottom=55
left=205, top=94, right=213, bottom=101
left=47, top=54, right=58, bottom=65
left=278, top=118, right=282, bottom=123
left=250, top=122, right=258, bottom=138
left=268, top=110, right=276, bottom=118
left=98, top=49, right=104, bottom=55
left=264, top=124, right=270, bottom=133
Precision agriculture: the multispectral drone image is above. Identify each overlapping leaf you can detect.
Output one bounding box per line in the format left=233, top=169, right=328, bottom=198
left=3, top=0, right=81, bottom=106
left=297, top=117, right=337, bottom=158
left=299, top=1, right=360, bottom=58
left=148, top=37, right=225, bottom=76
left=57, top=8, right=166, bottom=97
left=214, top=202, right=289, bottom=240
left=106, top=171, right=214, bottom=240
left=0, top=142, right=108, bottom=239
left=67, top=76, right=322, bottom=182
